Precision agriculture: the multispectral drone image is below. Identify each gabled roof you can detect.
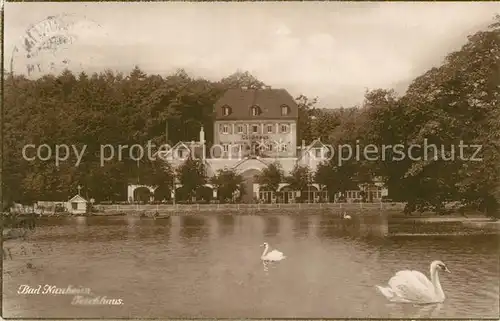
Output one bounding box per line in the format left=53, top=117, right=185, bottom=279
left=68, top=195, right=87, bottom=203
left=215, top=88, right=299, bottom=120
left=297, top=139, right=331, bottom=161
left=156, top=141, right=205, bottom=160
left=306, top=139, right=328, bottom=150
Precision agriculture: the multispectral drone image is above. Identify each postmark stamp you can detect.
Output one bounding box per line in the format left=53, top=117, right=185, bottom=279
left=9, top=13, right=104, bottom=77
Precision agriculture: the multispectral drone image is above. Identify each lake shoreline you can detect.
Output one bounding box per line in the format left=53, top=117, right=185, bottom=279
left=94, top=208, right=402, bottom=215
left=45, top=209, right=500, bottom=233
left=8, top=205, right=498, bottom=234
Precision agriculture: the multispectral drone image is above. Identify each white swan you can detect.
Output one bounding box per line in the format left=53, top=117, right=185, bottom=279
left=342, top=212, right=352, bottom=220
left=260, top=242, right=286, bottom=261
left=376, top=260, right=451, bottom=304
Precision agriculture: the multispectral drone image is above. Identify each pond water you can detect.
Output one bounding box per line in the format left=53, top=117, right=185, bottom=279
left=2, top=214, right=499, bottom=319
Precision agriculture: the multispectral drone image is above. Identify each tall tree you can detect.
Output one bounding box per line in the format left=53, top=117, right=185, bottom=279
left=210, top=168, right=244, bottom=203
left=285, top=164, right=311, bottom=192
left=220, top=70, right=265, bottom=89
left=362, top=15, right=500, bottom=216
left=176, top=156, right=207, bottom=201
left=314, top=159, right=359, bottom=200
left=295, top=94, right=318, bottom=145
left=255, top=162, right=284, bottom=192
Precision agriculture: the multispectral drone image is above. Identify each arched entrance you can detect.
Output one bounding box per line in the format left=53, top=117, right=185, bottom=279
left=279, top=185, right=294, bottom=203
left=134, top=186, right=151, bottom=203
left=240, top=169, right=261, bottom=203
left=196, top=185, right=213, bottom=203
left=301, top=185, right=319, bottom=203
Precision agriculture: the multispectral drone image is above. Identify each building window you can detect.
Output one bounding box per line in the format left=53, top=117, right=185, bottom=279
left=237, top=125, right=244, bottom=134
left=72, top=202, right=78, bottom=210
left=267, top=144, right=273, bottom=151
left=281, top=105, right=289, bottom=116
left=178, top=150, right=183, bottom=158
left=252, top=125, right=259, bottom=133
left=223, top=144, right=229, bottom=152
left=280, top=124, right=289, bottom=133
left=267, top=124, right=273, bottom=133
left=280, top=144, right=288, bottom=152
left=222, top=125, right=229, bottom=134
left=222, top=106, right=231, bottom=116
left=251, top=106, right=261, bottom=116
left=315, top=148, right=322, bottom=158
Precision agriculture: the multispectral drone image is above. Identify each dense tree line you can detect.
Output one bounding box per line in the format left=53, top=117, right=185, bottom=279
left=2, top=16, right=499, bottom=216
left=255, top=16, right=500, bottom=216
left=2, top=69, right=265, bottom=205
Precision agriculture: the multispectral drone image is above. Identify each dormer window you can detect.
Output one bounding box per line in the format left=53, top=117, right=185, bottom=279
left=251, top=106, right=261, bottom=116
left=281, top=105, right=290, bottom=116
left=222, top=106, right=232, bottom=116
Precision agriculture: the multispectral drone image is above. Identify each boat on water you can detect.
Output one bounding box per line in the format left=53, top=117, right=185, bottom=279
left=91, top=212, right=127, bottom=217
left=3, top=228, right=29, bottom=240
left=151, top=215, right=170, bottom=220
left=138, top=212, right=170, bottom=220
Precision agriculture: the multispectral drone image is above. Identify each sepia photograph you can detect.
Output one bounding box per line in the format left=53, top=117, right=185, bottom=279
left=2, top=1, right=500, bottom=319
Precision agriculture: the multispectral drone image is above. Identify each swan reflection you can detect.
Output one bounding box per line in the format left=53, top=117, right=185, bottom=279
left=262, top=260, right=269, bottom=272
left=386, top=302, right=443, bottom=318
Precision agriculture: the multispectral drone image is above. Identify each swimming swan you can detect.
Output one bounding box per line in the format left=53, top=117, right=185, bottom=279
left=342, top=212, right=352, bottom=220
left=376, top=260, right=451, bottom=304
left=260, top=242, right=286, bottom=261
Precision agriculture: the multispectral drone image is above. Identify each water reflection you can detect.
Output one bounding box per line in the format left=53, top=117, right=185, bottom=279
left=35, top=217, right=67, bottom=227
left=74, top=216, right=87, bottom=233
left=180, top=215, right=207, bottom=240
left=316, top=215, right=341, bottom=239
left=262, top=216, right=280, bottom=237
left=87, top=217, right=130, bottom=227
left=315, top=213, right=389, bottom=240
left=216, top=215, right=235, bottom=237
left=261, top=258, right=287, bottom=273
left=137, top=218, right=172, bottom=241
left=126, top=216, right=140, bottom=238
left=386, top=303, right=443, bottom=318
left=3, top=215, right=498, bottom=319
left=292, top=216, right=309, bottom=237
left=126, top=215, right=140, bottom=227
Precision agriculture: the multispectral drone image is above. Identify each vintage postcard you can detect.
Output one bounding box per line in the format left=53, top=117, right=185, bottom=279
left=2, top=1, right=500, bottom=320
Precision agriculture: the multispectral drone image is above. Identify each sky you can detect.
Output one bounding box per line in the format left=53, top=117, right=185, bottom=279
left=4, top=2, right=500, bottom=108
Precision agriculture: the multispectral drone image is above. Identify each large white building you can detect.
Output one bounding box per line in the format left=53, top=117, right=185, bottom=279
left=128, top=87, right=387, bottom=203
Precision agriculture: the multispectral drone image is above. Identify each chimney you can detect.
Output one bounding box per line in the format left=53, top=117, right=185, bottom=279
left=199, top=125, right=205, bottom=144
